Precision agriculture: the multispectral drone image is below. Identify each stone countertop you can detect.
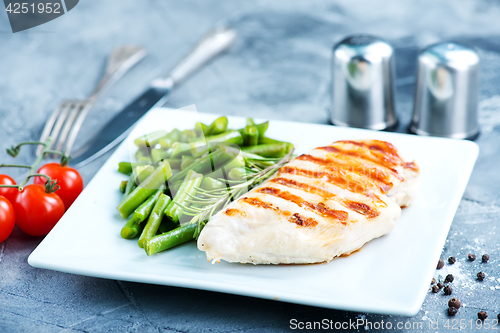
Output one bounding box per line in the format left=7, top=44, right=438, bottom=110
left=1, top=1, right=499, bottom=332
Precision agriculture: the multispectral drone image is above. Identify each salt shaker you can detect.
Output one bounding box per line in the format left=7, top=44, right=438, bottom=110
left=410, top=42, right=480, bottom=139
left=330, top=35, right=398, bottom=130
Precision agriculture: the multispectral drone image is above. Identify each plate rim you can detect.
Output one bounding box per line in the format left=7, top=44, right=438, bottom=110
left=28, top=107, right=480, bottom=316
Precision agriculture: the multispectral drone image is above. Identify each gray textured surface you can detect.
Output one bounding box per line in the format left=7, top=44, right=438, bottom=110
left=1, top=1, right=500, bottom=332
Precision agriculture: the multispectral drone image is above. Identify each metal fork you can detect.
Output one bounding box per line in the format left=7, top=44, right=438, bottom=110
left=37, top=45, right=147, bottom=157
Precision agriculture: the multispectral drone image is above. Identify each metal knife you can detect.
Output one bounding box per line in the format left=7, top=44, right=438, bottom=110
left=70, top=26, right=237, bottom=168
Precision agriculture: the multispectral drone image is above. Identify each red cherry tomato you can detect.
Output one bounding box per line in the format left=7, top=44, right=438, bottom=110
left=13, top=184, right=65, bottom=237
left=0, top=195, right=15, bottom=243
left=0, top=174, right=18, bottom=204
left=34, top=163, right=83, bottom=209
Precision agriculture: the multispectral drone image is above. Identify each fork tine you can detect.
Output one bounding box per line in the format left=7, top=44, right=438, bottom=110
left=63, top=102, right=94, bottom=157
left=43, top=102, right=75, bottom=154
left=37, top=102, right=68, bottom=157
left=54, top=102, right=86, bottom=155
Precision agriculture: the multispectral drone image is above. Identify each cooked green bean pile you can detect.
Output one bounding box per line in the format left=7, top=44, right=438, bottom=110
left=116, top=116, right=294, bottom=256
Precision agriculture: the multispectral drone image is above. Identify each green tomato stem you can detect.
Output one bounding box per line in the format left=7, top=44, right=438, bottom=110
left=0, top=184, right=19, bottom=188
left=18, top=137, right=54, bottom=189
left=0, top=164, right=31, bottom=169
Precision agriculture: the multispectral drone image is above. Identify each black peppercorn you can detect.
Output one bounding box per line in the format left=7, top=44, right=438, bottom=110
left=431, top=278, right=436, bottom=285
left=448, top=257, right=456, bottom=264
left=478, top=311, right=488, bottom=320
left=448, top=298, right=461, bottom=309
left=432, top=285, right=439, bottom=293
left=443, top=285, right=452, bottom=295
left=482, top=254, right=489, bottom=263
left=437, top=282, right=444, bottom=289
left=477, top=272, right=486, bottom=281
left=468, top=254, right=476, bottom=261
left=445, top=274, right=454, bottom=283
left=448, top=307, right=458, bottom=316
left=437, top=258, right=445, bottom=269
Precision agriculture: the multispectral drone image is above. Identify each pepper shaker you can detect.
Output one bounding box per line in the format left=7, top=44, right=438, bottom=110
left=330, top=35, right=398, bottom=130
left=410, top=42, right=480, bottom=139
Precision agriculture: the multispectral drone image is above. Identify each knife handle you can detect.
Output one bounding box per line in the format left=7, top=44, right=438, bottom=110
left=154, top=26, right=237, bottom=89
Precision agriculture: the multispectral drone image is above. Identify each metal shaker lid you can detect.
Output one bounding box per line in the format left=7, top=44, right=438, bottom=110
left=410, top=42, right=480, bottom=139
left=330, top=35, right=398, bottom=130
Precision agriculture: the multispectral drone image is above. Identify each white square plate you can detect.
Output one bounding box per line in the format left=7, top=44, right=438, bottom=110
left=28, top=108, right=479, bottom=316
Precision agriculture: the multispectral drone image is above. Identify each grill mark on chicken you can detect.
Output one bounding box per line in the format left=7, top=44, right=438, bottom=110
left=319, top=146, right=341, bottom=153
left=270, top=177, right=335, bottom=198
left=319, top=144, right=402, bottom=176
left=256, top=187, right=349, bottom=225
left=337, top=140, right=401, bottom=161
left=295, top=155, right=395, bottom=192
left=270, top=177, right=380, bottom=218
left=278, top=166, right=378, bottom=195
left=241, top=197, right=278, bottom=211
left=316, top=146, right=404, bottom=181
left=404, top=161, right=419, bottom=172
left=239, top=197, right=296, bottom=224
left=334, top=140, right=419, bottom=175
left=343, top=201, right=379, bottom=218
left=289, top=213, right=318, bottom=227
left=224, top=208, right=247, bottom=218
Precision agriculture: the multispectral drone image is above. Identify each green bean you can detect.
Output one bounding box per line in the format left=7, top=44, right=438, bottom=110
left=159, top=218, right=179, bottom=234
left=122, top=173, right=136, bottom=199
left=171, top=142, right=192, bottom=157
left=135, top=165, right=155, bottom=184
left=118, top=162, right=133, bottom=175
left=120, top=216, right=143, bottom=239
left=204, top=151, right=245, bottom=180
left=228, top=167, right=249, bottom=181
left=258, top=136, right=279, bottom=144
left=144, top=223, right=197, bottom=255
left=117, top=160, right=173, bottom=219
left=164, top=170, right=203, bottom=223
left=119, top=181, right=128, bottom=193
left=258, top=137, right=293, bottom=153
left=151, top=148, right=172, bottom=163
left=241, top=142, right=290, bottom=158
left=133, top=185, right=165, bottom=223
left=180, top=129, right=197, bottom=143
left=255, top=121, right=269, bottom=137
left=135, top=150, right=151, bottom=165
left=138, top=194, right=171, bottom=248
left=205, top=116, right=228, bottom=136
left=239, top=121, right=269, bottom=137
left=163, top=158, right=182, bottom=169
left=121, top=166, right=154, bottom=202
left=201, top=177, right=226, bottom=190
left=158, top=129, right=181, bottom=149
left=239, top=150, right=267, bottom=160
left=242, top=125, right=258, bottom=146
left=194, top=122, right=208, bottom=137
left=190, top=130, right=243, bottom=157
left=169, top=146, right=237, bottom=184
left=181, top=155, right=195, bottom=170
left=134, top=130, right=167, bottom=148
left=137, top=156, right=153, bottom=165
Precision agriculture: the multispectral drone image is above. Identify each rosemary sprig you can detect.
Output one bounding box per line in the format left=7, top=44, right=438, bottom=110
left=175, top=149, right=294, bottom=238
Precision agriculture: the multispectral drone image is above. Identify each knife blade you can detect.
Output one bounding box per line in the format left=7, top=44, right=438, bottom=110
left=69, top=86, right=170, bottom=167
left=70, top=26, right=237, bottom=168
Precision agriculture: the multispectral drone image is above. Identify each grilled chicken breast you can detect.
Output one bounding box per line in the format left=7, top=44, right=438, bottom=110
left=197, top=140, right=419, bottom=264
